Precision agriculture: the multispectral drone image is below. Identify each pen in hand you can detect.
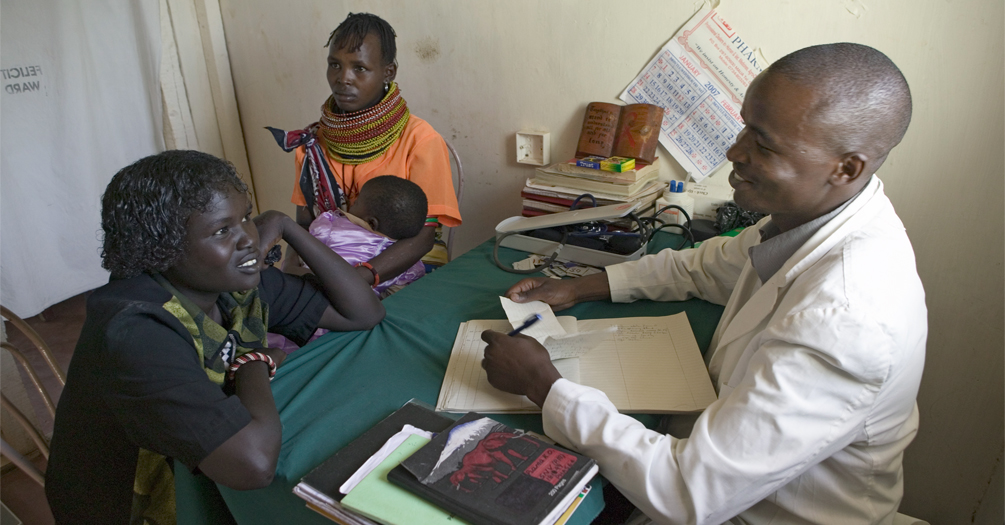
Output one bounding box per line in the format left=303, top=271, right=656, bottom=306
left=507, top=313, right=543, bottom=336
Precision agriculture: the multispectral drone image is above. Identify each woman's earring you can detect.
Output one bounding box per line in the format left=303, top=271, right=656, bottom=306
left=384, top=81, right=390, bottom=94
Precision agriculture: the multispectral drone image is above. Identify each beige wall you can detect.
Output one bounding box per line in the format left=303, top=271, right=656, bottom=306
left=218, top=1, right=1004, bottom=522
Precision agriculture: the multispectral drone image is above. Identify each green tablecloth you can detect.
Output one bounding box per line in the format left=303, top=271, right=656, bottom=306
left=176, top=233, right=725, bottom=524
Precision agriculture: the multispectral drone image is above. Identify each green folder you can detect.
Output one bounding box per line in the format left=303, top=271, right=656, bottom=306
left=341, top=434, right=470, bottom=525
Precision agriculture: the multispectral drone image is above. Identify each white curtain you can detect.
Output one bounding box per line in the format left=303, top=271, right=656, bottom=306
left=1, top=0, right=163, bottom=317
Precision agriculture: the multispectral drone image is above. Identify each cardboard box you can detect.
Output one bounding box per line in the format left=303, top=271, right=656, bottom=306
left=600, top=156, right=635, bottom=172
left=575, top=156, right=605, bottom=170
left=574, top=156, right=637, bottom=172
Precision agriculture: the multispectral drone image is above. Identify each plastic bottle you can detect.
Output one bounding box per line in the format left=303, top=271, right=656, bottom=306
left=656, top=180, right=695, bottom=227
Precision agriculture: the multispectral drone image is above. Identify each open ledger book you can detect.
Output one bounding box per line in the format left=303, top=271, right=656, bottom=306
left=436, top=302, right=717, bottom=414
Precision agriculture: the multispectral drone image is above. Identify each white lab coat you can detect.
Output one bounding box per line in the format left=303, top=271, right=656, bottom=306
left=542, top=177, right=927, bottom=524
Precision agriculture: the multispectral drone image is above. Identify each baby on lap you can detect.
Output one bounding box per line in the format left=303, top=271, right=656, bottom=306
left=310, top=175, right=428, bottom=297
left=271, top=175, right=428, bottom=352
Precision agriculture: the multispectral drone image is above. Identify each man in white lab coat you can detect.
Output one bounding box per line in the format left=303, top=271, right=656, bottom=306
left=481, top=43, right=926, bottom=524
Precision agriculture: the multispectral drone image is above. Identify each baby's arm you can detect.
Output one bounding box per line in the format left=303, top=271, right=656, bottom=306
left=256, top=211, right=384, bottom=330
left=354, top=226, right=435, bottom=285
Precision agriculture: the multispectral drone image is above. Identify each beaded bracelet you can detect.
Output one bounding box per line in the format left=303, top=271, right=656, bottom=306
left=227, top=351, right=277, bottom=382
left=355, top=261, right=380, bottom=287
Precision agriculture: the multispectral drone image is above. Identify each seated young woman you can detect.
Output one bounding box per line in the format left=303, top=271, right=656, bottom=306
left=268, top=12, right=461, bottom=284
left=44, top=150, right=385, bottom=524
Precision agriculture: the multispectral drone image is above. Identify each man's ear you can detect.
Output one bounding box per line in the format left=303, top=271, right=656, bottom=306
left=366, top=216, right=380, bottom=232
left=833, top=152, right=868, bottom=186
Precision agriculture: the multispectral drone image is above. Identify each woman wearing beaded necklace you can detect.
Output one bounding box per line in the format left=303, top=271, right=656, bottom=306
left=269, top=12, right=461, bottom=288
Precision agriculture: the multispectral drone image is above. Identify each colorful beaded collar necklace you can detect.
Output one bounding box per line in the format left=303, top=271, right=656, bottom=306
left=318, top=82, right=410, bottom=165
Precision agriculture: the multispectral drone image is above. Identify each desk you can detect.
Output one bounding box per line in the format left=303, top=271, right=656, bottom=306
left=176, top=233, right=725, bottom=524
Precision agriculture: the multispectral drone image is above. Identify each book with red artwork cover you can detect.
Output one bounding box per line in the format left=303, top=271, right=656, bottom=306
left=387, top=413, right=598, bottom=525
left=293, top=400, right=457, bottom=525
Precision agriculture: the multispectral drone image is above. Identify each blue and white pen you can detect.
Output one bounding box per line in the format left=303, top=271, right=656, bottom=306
left=507, top=313, right=543, bottom=336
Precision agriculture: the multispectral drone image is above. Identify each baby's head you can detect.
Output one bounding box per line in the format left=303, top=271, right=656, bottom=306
left=348, top=176, right=427, bottom=240
left=101, top=150, right=248, bottom=279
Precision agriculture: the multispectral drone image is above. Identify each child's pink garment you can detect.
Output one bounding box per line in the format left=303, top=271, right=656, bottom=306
left=268, top=210, right=425, bottom=353
left=309, top=210, right=426, bottom=295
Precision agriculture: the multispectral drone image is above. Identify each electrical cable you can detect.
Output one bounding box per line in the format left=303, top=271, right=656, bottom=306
left=636, top=215, right=664, bottom=231
left=652, top=204, right=695, bottom=250
left=650, top=222, right=695, bottom=249
left=569, top=194, right=598, bottom=210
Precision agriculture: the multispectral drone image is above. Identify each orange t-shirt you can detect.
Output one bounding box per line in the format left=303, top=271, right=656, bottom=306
left=292, top=115, right=461, bottom=227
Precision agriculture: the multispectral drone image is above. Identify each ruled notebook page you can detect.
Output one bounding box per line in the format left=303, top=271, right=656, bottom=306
left=436, top=313, right=715, bottom=414
left=436, top=320, right=581, bottom=413
left=577, top=312, right=717, bottom=413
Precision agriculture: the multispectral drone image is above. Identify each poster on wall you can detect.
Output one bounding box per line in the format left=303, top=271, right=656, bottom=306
left=619, top=5, right=768, bottom=182
left=0, top=0, right=163, bottom=317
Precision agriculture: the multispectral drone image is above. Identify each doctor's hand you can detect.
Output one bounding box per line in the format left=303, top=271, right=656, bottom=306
left=481, top=330, right=562, bottom=407
left=505, top=272, right=612, bottom=312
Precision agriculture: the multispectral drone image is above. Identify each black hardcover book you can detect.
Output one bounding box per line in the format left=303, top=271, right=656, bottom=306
left=295, top=400, right=455, bottom=505
left=387, top=413, right=599, bottom=525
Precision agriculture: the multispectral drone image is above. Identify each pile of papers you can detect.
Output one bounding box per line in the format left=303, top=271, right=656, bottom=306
left=511, top=255, right=604, bottom=279
left=294, top=401, right=596, bottom=525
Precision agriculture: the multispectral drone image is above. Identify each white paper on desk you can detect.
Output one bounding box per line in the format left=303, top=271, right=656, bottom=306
left=542, top=325, right=618, bottom=360
left=435, top=319, right=585, bottom=413
left=436, top=313, right=717, bottom=414
left=339, top=424, right=434, bottom=495
left=500, top=297, right=608, bottom=359
left=619, top=3, right=768, bottom=181
left=499, top=296, right=567, bottom=341
left=438, top=319, right=540, bottom=413
left=512, top=255, right=546, bottom=271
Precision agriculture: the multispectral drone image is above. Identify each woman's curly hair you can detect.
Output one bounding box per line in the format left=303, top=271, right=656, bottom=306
left=100, top=150, right=248, bottom=279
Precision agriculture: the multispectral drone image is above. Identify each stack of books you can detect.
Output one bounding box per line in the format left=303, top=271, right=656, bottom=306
left=522, top=157, right=667, bottom=218
left=294, top=400, right=598, bottom=525
left=522, top=101, right=668, bottom=218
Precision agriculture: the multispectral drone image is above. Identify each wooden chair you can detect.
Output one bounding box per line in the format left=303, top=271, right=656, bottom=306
left=444, top=140, right=464, bottom=262
left=1, top=305, right=66, bottom=487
